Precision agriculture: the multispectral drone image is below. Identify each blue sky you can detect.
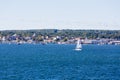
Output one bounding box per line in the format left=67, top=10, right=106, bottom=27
left=0, top=0, right=120, bottom=30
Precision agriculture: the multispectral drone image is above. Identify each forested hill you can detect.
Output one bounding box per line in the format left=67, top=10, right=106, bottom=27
left=0, top=29, right=120, bottom=39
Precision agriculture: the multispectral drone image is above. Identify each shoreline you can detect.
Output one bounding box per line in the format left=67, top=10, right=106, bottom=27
left=0, top=42, right=119, bottom=45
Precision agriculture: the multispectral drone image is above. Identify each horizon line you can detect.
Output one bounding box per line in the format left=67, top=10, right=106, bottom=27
left=0, top=28, right=120, bottom=31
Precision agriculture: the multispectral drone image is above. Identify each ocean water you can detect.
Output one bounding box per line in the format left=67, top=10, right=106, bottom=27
left=0, top=44, right=120, bottom=80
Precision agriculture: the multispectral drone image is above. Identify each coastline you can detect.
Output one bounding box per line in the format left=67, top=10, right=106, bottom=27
left=0, top=29, right=120, bottom=45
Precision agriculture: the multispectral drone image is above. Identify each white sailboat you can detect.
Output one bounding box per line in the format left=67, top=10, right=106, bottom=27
left=75, top=40, right=82, bottom=51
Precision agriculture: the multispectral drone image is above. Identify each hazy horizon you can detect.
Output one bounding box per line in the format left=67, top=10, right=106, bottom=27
left=0, top=0, right=120, bottom=30
left=0, top=28, right=120, bottom=31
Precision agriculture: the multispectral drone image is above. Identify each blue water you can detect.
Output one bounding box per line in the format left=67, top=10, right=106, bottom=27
left=0, top=44, right=120, bottom=80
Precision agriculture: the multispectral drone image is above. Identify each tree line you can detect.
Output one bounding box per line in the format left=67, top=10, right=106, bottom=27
left=0, top=29, right=120, bottom=39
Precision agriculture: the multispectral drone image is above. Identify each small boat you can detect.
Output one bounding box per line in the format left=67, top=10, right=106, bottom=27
left=75, top=39, right=82, bottom=51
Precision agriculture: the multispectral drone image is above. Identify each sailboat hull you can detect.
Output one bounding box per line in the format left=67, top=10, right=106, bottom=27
left=75, top=48, right=82, bottom=51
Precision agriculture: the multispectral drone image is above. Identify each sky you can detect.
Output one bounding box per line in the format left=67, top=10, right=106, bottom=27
left=0, top=0, right=120, bottom=30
